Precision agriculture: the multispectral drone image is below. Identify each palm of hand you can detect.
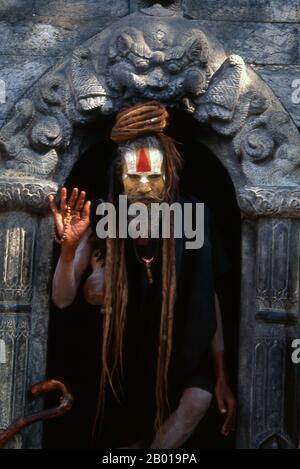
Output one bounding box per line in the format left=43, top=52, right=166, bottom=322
left=67, top=211, right=89, bottom=242
left=48, top=187, right=91, bottom=245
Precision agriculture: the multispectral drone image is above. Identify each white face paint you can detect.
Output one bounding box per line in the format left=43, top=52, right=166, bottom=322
left=122, top=147, right=165, bottom=183
left=122, top=146, right=166, bottom=203
left=140, top=175, right=149, bottom=184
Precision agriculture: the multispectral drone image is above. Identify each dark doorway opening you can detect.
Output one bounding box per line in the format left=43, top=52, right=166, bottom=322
left=44, top=110, right=241, bottom=449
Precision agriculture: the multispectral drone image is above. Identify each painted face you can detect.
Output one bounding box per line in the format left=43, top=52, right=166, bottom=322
left=122, top=146, right=165, bottom=203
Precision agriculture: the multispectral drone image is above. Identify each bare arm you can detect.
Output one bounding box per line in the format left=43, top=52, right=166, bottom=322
left=83, top=249, right=105, bottom=305
left=52, top=228, right=94, bottom=308
left=150, top=388, right=212, bottom=449
left=211, top=292, right=226, bottom=388
left=211, top=292, right=224, bottom=353
left=48, top=187, right=92, bottom=309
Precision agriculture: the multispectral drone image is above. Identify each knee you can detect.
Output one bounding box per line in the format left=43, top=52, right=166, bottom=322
left=179, top=387, right=212, bottom=422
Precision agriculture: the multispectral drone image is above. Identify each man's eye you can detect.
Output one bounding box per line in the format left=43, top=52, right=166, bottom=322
left=148, top=174, right=161, bottom=180
left=128, top=174, right=140, bottom=180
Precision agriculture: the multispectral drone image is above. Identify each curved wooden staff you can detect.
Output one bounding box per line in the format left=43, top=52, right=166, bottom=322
left=0, top=379, right=74, bottom=449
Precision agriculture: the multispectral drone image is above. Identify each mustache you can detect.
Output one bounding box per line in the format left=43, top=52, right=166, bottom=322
left=127, top=194, right=165, bottom=204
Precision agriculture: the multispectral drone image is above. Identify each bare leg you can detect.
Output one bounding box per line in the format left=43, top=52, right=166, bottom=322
left=150, top=387, right=212, bottom=449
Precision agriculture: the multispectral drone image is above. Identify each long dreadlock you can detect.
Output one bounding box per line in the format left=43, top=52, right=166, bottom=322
left=93, top=102, right=183, bottom=436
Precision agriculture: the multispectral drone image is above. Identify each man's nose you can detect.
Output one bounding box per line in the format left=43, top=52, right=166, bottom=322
left=138, top=181, right=152, bottom=194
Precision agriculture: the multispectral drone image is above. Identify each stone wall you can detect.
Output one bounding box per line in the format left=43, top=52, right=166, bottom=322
left=0, top=0, right=299, bottom=129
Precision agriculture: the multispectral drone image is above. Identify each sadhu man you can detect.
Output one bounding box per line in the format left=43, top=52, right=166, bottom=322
left=48, top=102, right=236, bottom=449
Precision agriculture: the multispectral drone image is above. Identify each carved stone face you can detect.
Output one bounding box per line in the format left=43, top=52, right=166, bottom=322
left=121, top=145, right=165, bottom=204
left=107, top=27, right=210, bottom=102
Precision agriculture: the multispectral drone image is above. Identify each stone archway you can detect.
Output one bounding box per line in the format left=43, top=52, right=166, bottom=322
left=0, top=3, right=300, bottom=449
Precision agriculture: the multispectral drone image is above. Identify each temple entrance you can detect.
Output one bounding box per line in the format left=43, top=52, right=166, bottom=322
left=1, top=4, right=300, bottom=449
left=44, top=110, right=241, bottom=449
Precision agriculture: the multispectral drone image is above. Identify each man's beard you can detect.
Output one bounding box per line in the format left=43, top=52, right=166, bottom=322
left=127, top=193, right=165, bottom=205
left=127, top=195, right=164, bottom=238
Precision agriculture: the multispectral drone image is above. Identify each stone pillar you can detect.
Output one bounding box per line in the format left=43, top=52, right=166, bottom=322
left=237, top=187, right=300, bottom=449
left=0, top=177, right=57, bottom=449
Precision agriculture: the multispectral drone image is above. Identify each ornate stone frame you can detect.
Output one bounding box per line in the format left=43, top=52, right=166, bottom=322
left=0, top=4, right=299, bottom=449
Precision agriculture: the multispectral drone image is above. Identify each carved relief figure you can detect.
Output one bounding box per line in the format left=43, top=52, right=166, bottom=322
left=106, top=27, right=211, bottom=104
left=1, top=4, right=300, bottom=189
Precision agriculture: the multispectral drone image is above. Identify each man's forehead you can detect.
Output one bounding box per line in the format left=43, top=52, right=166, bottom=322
left=123, top=147, right=163, bottom=174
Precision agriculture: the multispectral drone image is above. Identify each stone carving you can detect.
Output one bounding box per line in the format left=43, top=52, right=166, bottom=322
left=0, top=7, right=213, bottom=180
left=248, top=90, right=271, bottom=116
left=238, top=186, right=300, bottom=218
left=251, top=338, right=286, bottom=445
left=255, top=310, right=297, bottom=325
left=194, top=56, right=272, bottom=137
left=252, top=432, right=295, bottom=449
left=141, top=4, right=177, bottom=17
left=0, top=4, right=298, bottom=190
left=0, top=179, right=57, bottom=211
left=107, top=26, right=211, bottom=103
left=0, top=315, right=29, bottom=430
left=234, top=112, right=300, bottom=185
left=0, top=100, right=59, bottom=179
left=234, top=117, right=274, bottom=163
left=71, top=46, right=113, bottom=115
left=0, top=215, right=37, bottom=304
left=250, top=335, right=298, bottom=449
left=255, top=219, right=299, bottom=312
left=194, top=54, right=249, bottom=136
left=2, top=229, right=32, bottom=302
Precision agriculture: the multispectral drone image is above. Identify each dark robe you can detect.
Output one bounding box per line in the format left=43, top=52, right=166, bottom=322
left=90, top=194, right=224, bottom=448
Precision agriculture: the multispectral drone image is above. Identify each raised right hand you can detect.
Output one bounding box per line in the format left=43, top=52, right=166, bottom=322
left=48, top=187, right=91, bottom=248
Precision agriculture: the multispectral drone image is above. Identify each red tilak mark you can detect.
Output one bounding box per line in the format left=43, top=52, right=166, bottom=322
left=137, top=148, right=151, bottom=172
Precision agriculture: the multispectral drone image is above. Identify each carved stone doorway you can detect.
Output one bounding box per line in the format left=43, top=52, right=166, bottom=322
left=0, top=4, right=299, bottom=449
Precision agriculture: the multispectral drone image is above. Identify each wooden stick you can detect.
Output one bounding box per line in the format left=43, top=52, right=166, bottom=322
left=0, top=379, right=73, bottom=449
